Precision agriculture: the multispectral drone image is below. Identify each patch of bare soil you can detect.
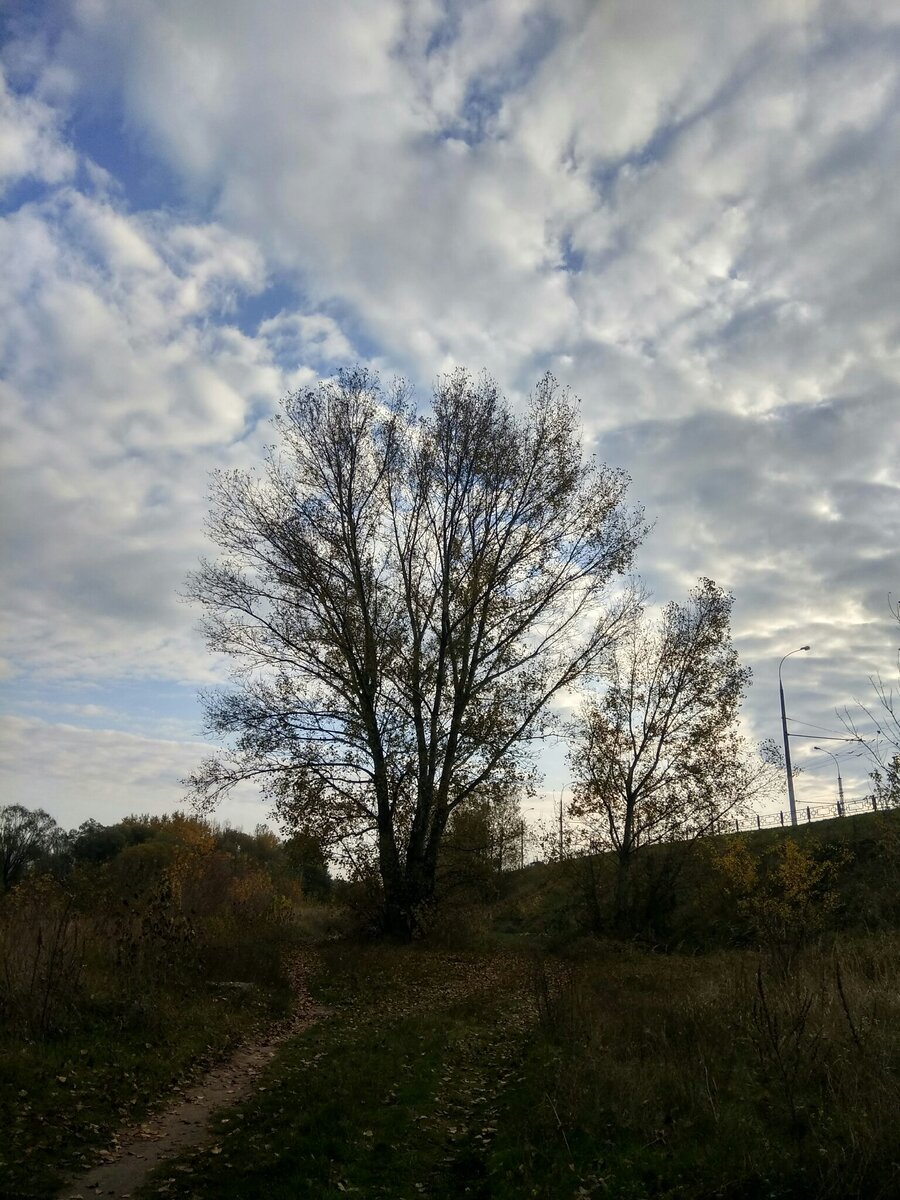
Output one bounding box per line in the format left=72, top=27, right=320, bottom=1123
left=58, top=951, right=325, bottom=1200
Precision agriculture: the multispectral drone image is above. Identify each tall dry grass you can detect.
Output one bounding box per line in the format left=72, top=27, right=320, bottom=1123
left=0, top=835, right=307, bottom=1039
left=528, top=935, right=900, bottom=1198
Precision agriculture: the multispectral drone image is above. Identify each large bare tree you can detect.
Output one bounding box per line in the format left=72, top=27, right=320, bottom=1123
left=186, top=367, right=644, bottom=934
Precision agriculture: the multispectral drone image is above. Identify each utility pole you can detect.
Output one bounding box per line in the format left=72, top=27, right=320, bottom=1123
left=779, top=645, right=810, bottom=826
left=558, top=783, right=570, bottom=861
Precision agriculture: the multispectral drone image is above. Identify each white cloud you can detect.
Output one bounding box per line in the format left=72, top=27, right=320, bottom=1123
left=22, top=700, right=116, bottom=719
left=49, top=0, right=897, bottom=422
left=0, top=186, right=312, bottom=680
left=0, top=715, right=267, bottom=831
left=0, top=65, right=76, bottom=194
left=0, top=0, right=898, bottom=824
left=259, top=312, right=355, bottom=371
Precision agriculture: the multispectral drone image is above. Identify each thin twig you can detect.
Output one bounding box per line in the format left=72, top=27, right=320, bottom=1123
left=834, top=956, right=864, bottom=1054
left=545, top=1091, right=574, bottom=1167
left=701, top=1056, right=719, bottom=1124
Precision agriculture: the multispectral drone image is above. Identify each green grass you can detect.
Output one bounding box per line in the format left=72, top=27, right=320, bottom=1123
left=5, top=813, right=899, bottom=1198
left=133, top=945, right=537, bottom=1199
left=0, top=975, right=291, bottom=1199
left=517, top=938, right=900, bottom=1198
left=133, top=936, right=900, bottom=1200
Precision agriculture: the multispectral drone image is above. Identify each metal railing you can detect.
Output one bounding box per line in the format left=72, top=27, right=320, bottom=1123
left=724, top=794, right=890, bottom=834
left=523, top=793, right=897, bottom=865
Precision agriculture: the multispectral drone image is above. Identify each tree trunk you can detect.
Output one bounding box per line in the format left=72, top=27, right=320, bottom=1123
left=614, top=849, right=635, bottom=934
left=380, top=862, right=436, bottom=939
left=379, top=803, right=452, bottom=938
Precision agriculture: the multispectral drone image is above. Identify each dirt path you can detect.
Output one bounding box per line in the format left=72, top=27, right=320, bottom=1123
left=59, top=952, right=326, bottom=1200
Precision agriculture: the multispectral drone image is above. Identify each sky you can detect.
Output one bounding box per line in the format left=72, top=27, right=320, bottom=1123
left=1, top=0, right=898, bottom=836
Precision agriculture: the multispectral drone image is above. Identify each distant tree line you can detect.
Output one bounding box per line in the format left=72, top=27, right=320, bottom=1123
left=0, top=807, right=331, bottom=899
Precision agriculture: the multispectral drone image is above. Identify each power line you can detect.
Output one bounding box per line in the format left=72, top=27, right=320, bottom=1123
left=801, top=753, right=868, bottom=772
left=786, top=717, right=852, bottom=736
left=789, top=733, right=858, bottom=741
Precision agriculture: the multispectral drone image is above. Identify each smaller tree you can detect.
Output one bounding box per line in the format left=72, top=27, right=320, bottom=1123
left=284, top=831, right=332, bottom=899
left=442, top=776, right=529, bottom=885
left=569, top=578, right=762, bottom=926
left=0, top=806, right=65, bottom=892
left=842, top=595, right=900, bottom=809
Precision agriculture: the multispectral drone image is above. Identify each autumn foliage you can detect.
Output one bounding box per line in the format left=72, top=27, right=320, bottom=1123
left=0, top=812, right=311, bottom=1039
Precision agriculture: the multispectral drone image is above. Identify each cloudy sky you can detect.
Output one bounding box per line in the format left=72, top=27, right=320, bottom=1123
left=1, top=0, right=898, bottom=835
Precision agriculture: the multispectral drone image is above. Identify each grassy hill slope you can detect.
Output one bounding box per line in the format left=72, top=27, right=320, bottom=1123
left=485, top=807, right=900, bottom=950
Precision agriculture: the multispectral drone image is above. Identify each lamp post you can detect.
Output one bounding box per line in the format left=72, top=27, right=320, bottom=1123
left=558, top=783, right=570, bottom=861
left=813, top=744, right=845, bottom=817
left=779, top=645, right=810, bottom=827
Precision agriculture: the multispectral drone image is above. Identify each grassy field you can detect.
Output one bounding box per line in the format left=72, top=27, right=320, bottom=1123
left=0, top=956, right=292, bottom=1199
left=4, top=810, right=899, bottom=1199
left=127, top=933, right=900, bottom=1200
left=0, top=816, right=312, bottom=1199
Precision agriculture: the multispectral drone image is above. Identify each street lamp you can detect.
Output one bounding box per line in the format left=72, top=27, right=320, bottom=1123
left=558, top=783, right=570, bottom=861
left=814, top=745, right=846, bottom=817
left=779, top=645, right=810, bottom=827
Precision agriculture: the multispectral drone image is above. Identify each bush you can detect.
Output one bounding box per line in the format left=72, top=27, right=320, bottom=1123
left=0, top=810, right=327, bottom=1041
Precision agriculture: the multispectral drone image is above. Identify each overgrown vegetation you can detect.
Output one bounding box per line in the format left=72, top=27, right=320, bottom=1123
left=4, top=803, right=899, bottom=1198
left=568, top=577, right=773, bottom=930
left=517, top=936, right=900, bottom=1200
left=133, top=924, right=900, bottom=1200
left=483, top=809, right=900, bottom=950
left=0, top=811, right=330, bottom=1198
